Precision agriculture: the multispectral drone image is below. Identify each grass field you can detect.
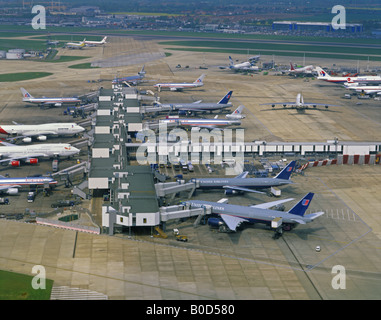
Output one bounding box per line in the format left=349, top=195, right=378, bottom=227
left=0, top=72, right=53, bottom=82
left=68, top=62, right=98, bottom=69
left=0, top=270, right=53, bottom=300
left=0, top=39, right=47, bottom=51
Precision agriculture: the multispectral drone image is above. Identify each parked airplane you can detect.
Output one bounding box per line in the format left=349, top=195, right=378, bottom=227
left=21, top=88, right=81, bottom=107
left=159, top=116, right=241, bottom=129
left=0, top=175, right=57, bottom=195
left=287, top=63, right=315, bottom=76
left=227, top=56, right=259, bottom=72
left=84, top=36, right=107, bottom=46
left=65, top=39, right=85, bottom=49
left=260, top=93, right=340, bottom=112
left=225, top=105, right=245, bottom=119
left=0, top=122, right=85, bottom=143
left=316, top=67, right=381, bottom=84
left=346, top=85, right=381, bottom=95
left=184, top=192, right=324, bottom=233
left=112, top=65, right=146, bottom=86
left=154, top=74, right=205, bottom=92
left=47, top=40, right=59, bottom=45
left=154, top=91, right=233, bottom=115
left=0, top=142, right=80, bottom=167
left=189, top=160, right=296, bottom=195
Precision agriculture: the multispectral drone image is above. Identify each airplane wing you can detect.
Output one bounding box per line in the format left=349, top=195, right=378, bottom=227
left=222, top=185, right=266, bottom=194
left=220, top=214, right=249, bottom=231
left=250, top=198, right=295, bottom=209
left=303, top=103, right=341, bottom=107
left=290, top=218, right=306, bottom=225
left=260, top=102, right=296, bottom=106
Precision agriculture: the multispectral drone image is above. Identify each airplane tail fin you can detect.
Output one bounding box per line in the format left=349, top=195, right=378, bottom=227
left=275, top=160, right=296, bottom=180
left=228, top=56, right=234, bottom=66
left=230, top=105, right=244, bottom=116
left=290, top=62, right=295, bottom=71
left=20, top=87, right=33, bottom=99
left=194, top=74, right=205, bottom=84
left=316, top=66, right=330, bottom=78
left=102, top=36, right=107, bottom=43
left=218, top=91, right=233, bottom=104
left=288, top=192, right=314, bottom=217
left=139, top=65, right=146, bottom=76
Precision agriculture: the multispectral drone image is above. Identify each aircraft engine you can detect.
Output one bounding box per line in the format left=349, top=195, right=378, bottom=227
left=22, top=137, right=32, bottom=143
left=25, top=158, right=38, bottom=164
left=11, top=160, right=20, bottom=167
left=207, top=217, right=224, bottom=228
left=178, top=110, right=187, bottom=116
left=170, top=88, right=178, bottom=92
left=224, top=189, right=238, bottom=195
left=6, top=188, right=18, bottom=195
left=37, top=135, right=47, bottom=141
left=272, top=105, right=275, bottom=108
left=325, top=105, right=329, bottom=109
left=54, top=103, right=62, bottom=107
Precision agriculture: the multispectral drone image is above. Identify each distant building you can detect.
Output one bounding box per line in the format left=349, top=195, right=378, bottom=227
left=272, top=21, right=363, bottom=33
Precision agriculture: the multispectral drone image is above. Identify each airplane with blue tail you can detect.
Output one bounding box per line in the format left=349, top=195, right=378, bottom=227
left=112, top=65, right=146, bottom=86
left=189, top=160, right=296, bottom=195
left=184, top=192, right=324, bottom=233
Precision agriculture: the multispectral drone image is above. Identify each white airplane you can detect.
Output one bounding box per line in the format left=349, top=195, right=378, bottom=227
left=154, top=74, right=205, bottom=92
left=225, top=105, right=246, bottom=119
left=84, top=36, right=107, bottom=46
left=0, top=142, right=80, bottom=167
left=226, top=56, right=259, bottom=72
left=316, top=67, right=381, bottom=84
left=260, top=93, right=340, bottom=112
left=288, top=63, right=315, bottom=76
left=65, top=39, right=86, bottom=49
left=346, top=85, right=381, bottom=95
left=0, top=122, right=85, bottom=143
left=21, top=88, right=81, bottom=107
left=0, top=175, right=57, bottom=195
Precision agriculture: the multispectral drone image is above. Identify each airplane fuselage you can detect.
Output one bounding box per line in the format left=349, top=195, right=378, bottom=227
left=0, top=123, right=85, bottom=136
left=23, top=97, right=81, bottom=105
left=186, top=200, right=316, bottom=225
left=0, top=177, right=57, bottom=187
left=0, top=143, right=80, bottom=158
left=160, top=118, right=241, bottom=128
left=190, top=177, right=292, bottom=189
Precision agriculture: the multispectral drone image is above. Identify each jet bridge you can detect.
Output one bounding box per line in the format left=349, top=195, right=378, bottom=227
left=155, top=180, right=196, bottom=203
left=159, top=203, right=212, bottom=230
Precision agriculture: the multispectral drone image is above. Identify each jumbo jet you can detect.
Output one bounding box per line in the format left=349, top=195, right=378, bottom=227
left=0, top=122, right=85, bottom=143
left=184, top=192, right=324, bottom=234
left=316, top=67, right=381, bottom=84
left=153, top=91, right=233, bottom=115
left=190, top=160, right=295, bottom=195
left=287, top=63, right=315, bottom=76
left=0, top=175, right=57, bottom=195
left=21, top=88, right=81, bottom=107
left=260, top=93, right=340, bottom=112
left=65, top=39, right=86, bottom=49
left=226, top=56, right=259, bottom=72
left=0, top=142, right=80, bottom=167
left=159, top=116, right=241, bottom=129
left=84, top=36, right=107, bottom=46
left=112, top=65, right=146, bottom=86
left=154, top=74, right=205, bottom=92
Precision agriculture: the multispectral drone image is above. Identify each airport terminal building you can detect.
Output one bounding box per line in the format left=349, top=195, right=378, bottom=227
left=272, top=21, right=363, bottom=33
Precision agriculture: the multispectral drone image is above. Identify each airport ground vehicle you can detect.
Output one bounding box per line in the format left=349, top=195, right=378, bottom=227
left=51, top=199, right=81, bottom=208
left=0, top=197, right=9, bottom=205
left=27, top=192, right=36, bottom=203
